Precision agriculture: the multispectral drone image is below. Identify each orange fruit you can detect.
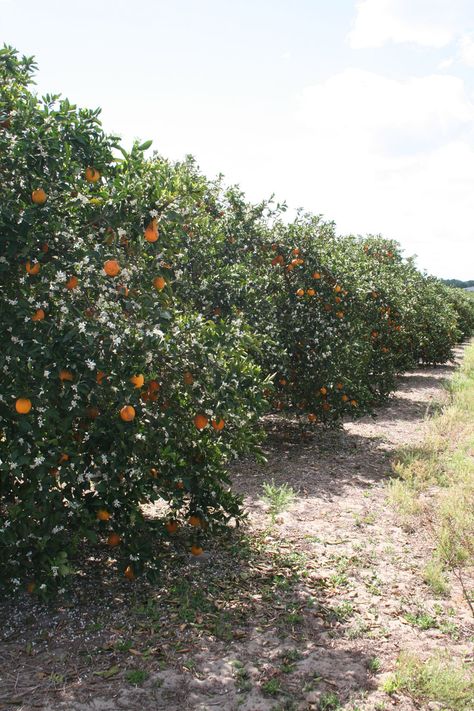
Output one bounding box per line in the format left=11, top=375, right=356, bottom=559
left=87, top=407, right=100, bottom=419
left=382, top=347, right=390, bottom=353
left=104, top=259, right=120, bottom=277
left=271, top=255, right=284, bottom=267
left=153, top=276, right=166, bottom=291
left=279, top=378, right=287, bottom=386
left=351, top=400, right=358, bottom=407
left=336, top=311, right=344, bottom=319
left=312, top=272, right=321, bottom=279
left=149, top=467, right=159, bottom=478
left=25, top=261, right=40, bottom=275
left=320, top=387, right=327, bottom=396
left=322, top=402, right=330, bottom=411
left=334, top=285, right=342, bottom=293
left=211, top=418, right=225, bottom=431
left=308, top=413, right=317, bottom=423
left=58, top=453, right=69, bottom=463
left=120, top=405, right=136, bottom=422
left=371, top=330, right=378, bottom=339
left=183, top=371, right=194, bottom=385
left=66, top=275, right=78, bottom=290
left=85, top=167, right=101, bottom=183
left=335, top=296, right=342, bottom=303
left=116, top=284, right=129, bottom=297
left=188, top=515, right=202, bottom=527
left=336, top=382, right=344, bottom=390
left=130, top=374, right=144, bottom=389
left=193, top=413, right=208, bottom=430
left=191, top=545, right=203, bottom=556
left=342, top=394, right=349, bottom=402
left=31, top=308, right=45, bottom=321
left=96, top=370, right=106, bottom=385
left=107, top=533, right=121, bottom=547
left=144, top=218, right=159, bottom=243
left=307, top=288, right=315, bottom=297
left=165, top=519, right=178, bottom=534
left=59, top=369, right=74, bottom=382
left=124, top=565, right=135, bottom=580
left=295, top=288, right=304, bottom=297
left=15, top=398, right=32, bottom=414
left=31, top=188, right=47, bottom=205
left=371, top=291, right=378, bottom=299
left=96, top=509, right=111, bottom=521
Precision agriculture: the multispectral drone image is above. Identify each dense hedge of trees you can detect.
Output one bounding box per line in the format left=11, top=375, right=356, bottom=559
left=1, top=47, right=473, bottom=595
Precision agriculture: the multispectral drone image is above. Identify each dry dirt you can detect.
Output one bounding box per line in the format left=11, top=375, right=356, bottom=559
left=1, top=347, right=473, bottom=711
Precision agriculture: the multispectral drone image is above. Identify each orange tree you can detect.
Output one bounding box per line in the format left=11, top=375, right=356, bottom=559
left=0, top=47, right=269, bottom=594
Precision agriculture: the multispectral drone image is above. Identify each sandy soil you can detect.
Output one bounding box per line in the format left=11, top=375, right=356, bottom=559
left=1, top=347, right=472, bottom=711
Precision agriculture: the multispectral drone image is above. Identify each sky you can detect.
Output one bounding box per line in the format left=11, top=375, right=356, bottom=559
left=2, top=0, right=474, bottom=279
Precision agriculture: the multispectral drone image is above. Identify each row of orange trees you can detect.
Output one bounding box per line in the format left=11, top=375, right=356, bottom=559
left=1, top=47, right=473, bottom=595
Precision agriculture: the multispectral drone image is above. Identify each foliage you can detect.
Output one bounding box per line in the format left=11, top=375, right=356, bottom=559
left=1, top=46, right=474, bottom=594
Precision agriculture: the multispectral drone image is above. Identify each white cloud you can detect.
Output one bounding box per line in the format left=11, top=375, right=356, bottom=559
left=280, top=69, right=474, bottom=278
left=458, top=33, right=474, bottom=66
left=348, top=0, right=472, bottom=50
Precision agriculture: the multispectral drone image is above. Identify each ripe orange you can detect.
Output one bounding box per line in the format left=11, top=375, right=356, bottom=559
left=271, top=255, right=284, bottom=267
left=371, top=330, right=378, bottom=339
left=211, top=418, right=225, bottom=431
left=153, top=276, right=166, bottom=291
left=312, top=272, right=321, bottom=279
left=295, top=288, right=304, bottom=297
left=335, top=296, right=342, bottom=303
left=149, top=467, right=159, bottom=478
left=66, top=275, right=78, bottom=290
left=59, top=369, right=74, bottom=382
left=292, top=247, right=300, bottom=256
left=193, top=413, right=208, bottom=430
left=307, top=288, right=315, bottom=296
left=336, top=382, right=344, bottom=390
left=96, top=509, right=111, bottom=521
left=322, top=402, right=330, bottom=412
left=120, top=405, right=136, bottom=422
left=342, top=394, right=349, bottom=402
left=15, top=398, right=32, bottom=414
left=165, top=519, right=178, bottom=534
left=96, top=370, right=106, bottom=385
left=320, top=387, right=327, bottom=396
left=351, top=400, right=358, bottom=407
left=31, top=188, right=47, bottom=204
left=188, top=515, right=202, bottom=527
left=183, top=371, right=194, bottom=385
left=25, top=261, right=40, bottom=275
left=85, top=167, right=101, bottom=183
left=130, top=374, right=144, bottom=389
left=58, top=453, right=69, bottom=463
left=104, top=259, right=120, bottom=277
left=124, top=565, right=135, bottom=580
left=382, top=347, right=390, bottom=353
left=32, top=308, right=45, bottom=321
left=191, top=545, right=203, bottom=556
left=308, top=413, right=317, bottom=423
left=144, top=218, right=159, bottom=243
left=336, top=311, right=345, bottom=319
left=107, top=533, right=121, bottom=547
left=334, top=285, right=342, bottom=293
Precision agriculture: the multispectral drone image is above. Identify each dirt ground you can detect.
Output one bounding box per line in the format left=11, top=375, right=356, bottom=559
left=1, top=347, right=473, bottom=711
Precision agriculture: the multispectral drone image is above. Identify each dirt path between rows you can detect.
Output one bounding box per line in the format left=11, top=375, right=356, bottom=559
left=1, top=346, right=472, bottom=711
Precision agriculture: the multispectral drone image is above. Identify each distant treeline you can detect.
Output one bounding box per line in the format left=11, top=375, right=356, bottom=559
left=442, top=279, right=474, bottom=289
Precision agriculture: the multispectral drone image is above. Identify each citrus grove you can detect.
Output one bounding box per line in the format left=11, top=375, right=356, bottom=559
left=1, top=47, right=474, bottom=595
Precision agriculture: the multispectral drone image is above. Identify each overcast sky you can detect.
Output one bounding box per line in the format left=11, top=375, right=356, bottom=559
left=3, top=0, right=474, bottom=279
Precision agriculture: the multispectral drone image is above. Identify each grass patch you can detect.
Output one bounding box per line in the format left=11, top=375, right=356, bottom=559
left=382, top=652, right=474, bottom=710
left=262, top=480, right=296, bottom=522
left=388, top=342, right=474, bottom=612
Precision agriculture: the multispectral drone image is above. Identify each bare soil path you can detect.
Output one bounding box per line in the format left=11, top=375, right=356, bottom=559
left=1, top=347, right=472, bottom=711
